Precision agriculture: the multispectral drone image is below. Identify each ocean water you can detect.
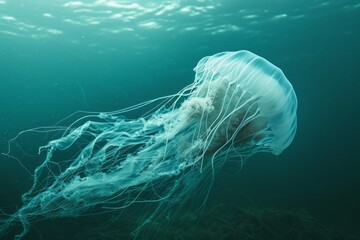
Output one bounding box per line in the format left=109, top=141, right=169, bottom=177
left=0, top=0, right=359, bottom=239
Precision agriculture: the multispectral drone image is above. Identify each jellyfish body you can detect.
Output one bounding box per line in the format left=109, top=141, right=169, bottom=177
left=0, top=50, right=297, bottom=239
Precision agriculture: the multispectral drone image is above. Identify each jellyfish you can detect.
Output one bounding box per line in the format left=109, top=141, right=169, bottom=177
left=0, top=50, right=297, bottom=239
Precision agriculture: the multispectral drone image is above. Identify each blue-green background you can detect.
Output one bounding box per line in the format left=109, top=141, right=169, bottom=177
left=0, top=0, right=359, bottom=239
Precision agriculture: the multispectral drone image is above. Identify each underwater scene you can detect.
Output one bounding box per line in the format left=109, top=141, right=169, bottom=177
left=0, top=0, right=359, bottom=239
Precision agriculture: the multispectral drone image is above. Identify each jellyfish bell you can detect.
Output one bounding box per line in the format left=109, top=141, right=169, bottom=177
left=0, top=50, right=297, bottom=239
left=178, top=50, right=297, bottom=162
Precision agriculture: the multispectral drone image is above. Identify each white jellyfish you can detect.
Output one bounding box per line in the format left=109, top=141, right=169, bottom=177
left=0, top=50, right=297, bottom=239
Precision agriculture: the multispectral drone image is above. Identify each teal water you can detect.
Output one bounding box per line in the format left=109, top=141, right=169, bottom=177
left=0, top=0, right=359, bottom=239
